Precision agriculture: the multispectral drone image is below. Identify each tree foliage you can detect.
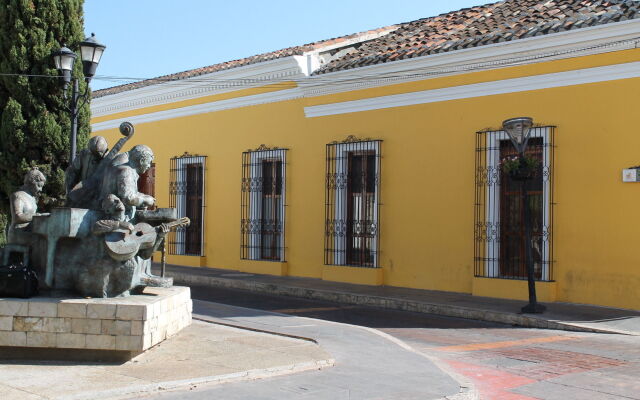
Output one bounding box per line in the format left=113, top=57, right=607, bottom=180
left=0, top=0, right=90, bottom=244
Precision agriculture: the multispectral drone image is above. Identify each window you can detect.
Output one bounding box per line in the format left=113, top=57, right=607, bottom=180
left=474, top=126, right=555, bottom=281
left=241, top=146, right=287, bottom=261
left=325, top=136, right=381, bottom=268
left=169, top=153, right=206, bottom=256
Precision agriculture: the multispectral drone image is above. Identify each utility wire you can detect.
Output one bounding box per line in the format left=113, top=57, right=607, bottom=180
left=1, top=36, right=638, bottom=91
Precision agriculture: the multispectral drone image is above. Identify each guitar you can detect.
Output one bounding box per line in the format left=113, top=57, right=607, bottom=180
left=104, top=217, right=190, bottom=261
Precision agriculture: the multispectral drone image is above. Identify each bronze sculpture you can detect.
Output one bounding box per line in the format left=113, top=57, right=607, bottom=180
left=1, top=122, right=180, bottom=297
left=8, top=168, right=47, bottom=243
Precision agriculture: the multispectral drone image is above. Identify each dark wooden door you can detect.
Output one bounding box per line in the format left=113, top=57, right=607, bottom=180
left=499, top=138, right=544, bottom=279
left=260, top=160, right=282, bottom=260
left=346, top=151, right=376, bottom=266
left=185, top=163, right=203, bottom=255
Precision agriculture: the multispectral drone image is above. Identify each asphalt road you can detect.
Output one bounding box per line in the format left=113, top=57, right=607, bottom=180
left=164, top=285, right=640, bottom=400
left=188, top=284, right=501, bottom=330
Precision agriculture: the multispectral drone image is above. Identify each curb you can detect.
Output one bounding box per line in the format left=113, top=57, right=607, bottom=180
left=67, top=359, right=334, bottom=400
left=170, top=271, right=630, bottom=336
left=192, top=315, right=319, bottom=344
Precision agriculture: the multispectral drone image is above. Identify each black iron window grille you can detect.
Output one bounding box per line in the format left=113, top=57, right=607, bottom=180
left=474, top=126, right=555, bottom=281
left=325, top=135, right=382, bottom=268
left=241, top=145, right=288, bottom=261
left=169, top=153, right=207, bottom=256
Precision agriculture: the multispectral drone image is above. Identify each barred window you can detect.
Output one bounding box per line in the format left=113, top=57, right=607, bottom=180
left=169, top=153, right=206, bottom=256
left=241, top=146, right=287, bottom=261
left=474, top=126, right=555, bottom=281
left=325, top=136, right=382, bottom=268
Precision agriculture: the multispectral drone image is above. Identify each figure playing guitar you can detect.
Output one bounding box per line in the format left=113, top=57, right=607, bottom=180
left=94, top=194, right=190, bottom=261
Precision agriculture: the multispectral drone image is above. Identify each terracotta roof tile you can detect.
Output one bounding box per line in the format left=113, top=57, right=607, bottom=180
left=317, top=0, right=639, bottom=74
left=93, top=26, right=396, bottom=98
left=95, top=0, right=640, bottom=98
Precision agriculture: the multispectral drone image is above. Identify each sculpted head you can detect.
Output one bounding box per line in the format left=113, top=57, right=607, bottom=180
left=88, top=136, right=108, bottom=158
left=23, top=169, right=46, bottom=194
left=129, top=145, right=154, bottom=174
left=101, top=194, right=125, bottom=217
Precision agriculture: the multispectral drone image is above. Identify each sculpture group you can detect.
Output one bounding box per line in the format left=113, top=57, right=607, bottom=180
left=2, top=122, right=185, bottom=298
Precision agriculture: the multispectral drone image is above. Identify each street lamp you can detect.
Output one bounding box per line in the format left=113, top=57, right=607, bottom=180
left=502, top=117, right=546, bottom=314
left=53, top=33, right=106, bottom=163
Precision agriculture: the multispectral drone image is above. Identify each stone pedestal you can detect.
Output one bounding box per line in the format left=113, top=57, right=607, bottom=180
left=0, top=286, right=191, bottom=361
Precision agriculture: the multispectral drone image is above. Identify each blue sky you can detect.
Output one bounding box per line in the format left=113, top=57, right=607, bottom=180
left=84, top=0, right=487, bottom=90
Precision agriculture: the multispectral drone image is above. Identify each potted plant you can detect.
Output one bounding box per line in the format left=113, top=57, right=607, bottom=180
left=501, top=154, right=539, bottom=180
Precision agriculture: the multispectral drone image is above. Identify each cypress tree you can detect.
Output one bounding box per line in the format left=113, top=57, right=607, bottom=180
left=0, top=0, right=90, bottom=245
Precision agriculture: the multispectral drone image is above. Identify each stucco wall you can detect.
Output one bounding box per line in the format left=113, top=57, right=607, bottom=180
left=93, top=48, right=640, bottom=310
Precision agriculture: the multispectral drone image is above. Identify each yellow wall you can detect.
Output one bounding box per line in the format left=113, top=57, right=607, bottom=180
left=94, top=48, right=640, bottom=310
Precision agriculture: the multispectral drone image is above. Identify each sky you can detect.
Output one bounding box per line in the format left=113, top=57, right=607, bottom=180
left=84, top=0, right=487, bottom=91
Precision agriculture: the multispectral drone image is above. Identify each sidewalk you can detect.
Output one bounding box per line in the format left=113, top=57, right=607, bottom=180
left=0, top=320, right=333, bottom=400
left=155, top=264, right=640, bottom=336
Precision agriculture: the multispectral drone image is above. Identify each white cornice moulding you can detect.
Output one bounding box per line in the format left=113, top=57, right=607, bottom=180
left=91, top=57, right=305, bottom=117
left=304, top=61, right=640, bottom=117
left=299, top=19, right=640, bottom=97
left=91, top=19, right=640, bottom=119
left=92, top=87, right=302, bottom=132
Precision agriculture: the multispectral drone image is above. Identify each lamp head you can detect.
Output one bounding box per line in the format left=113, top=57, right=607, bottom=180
left=502, top=117, right=534, bottom=154
left=52, top=45, right=77, bottom=88
left=79, top=33, right=106, bottom=82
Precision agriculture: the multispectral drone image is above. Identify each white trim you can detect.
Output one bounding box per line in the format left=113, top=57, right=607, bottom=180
left=300, top=19, right=640, bottom=97
left=304, top=61, right=640, bottom=117
left=246, top=149, right=287, bottom=261
left=92, top=27, right=399, bottom=115
left=485, top=127, right=551, bottom=281
left=330, top=141, right=381, bottom=267
left=174, top=156, right=206, bottom=256
left=91, top=20, right=640, bottom=121
left=91, top=57, right=306, bottom=117
left=91, top=88, right=302, bottom=132
left=92, top=60, right=640, bottom=131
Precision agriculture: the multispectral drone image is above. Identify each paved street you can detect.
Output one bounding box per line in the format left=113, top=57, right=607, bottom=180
left=140, top=294, right=463, bottom=399
left=142, top=285, right=640, bottom=400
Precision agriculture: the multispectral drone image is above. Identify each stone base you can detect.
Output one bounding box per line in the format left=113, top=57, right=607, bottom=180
left=0, top=286, right=191, bottom=360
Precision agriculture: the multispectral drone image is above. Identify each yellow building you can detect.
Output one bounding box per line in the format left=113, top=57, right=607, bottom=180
left=91, top=0, right=640, bottom=310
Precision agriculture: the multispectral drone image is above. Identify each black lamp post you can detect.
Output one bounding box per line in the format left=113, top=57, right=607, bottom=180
left=53, top=33, right=106, bottom=163
left=502, top=117, right=546, bottom=314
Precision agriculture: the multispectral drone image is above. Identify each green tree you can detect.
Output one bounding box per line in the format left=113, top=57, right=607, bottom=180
left=0, top=0, right=90, bottom=245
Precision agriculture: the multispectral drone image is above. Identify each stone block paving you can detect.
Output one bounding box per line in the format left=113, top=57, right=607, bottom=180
left=385, top=325, right=640, bottom=400
left=488, top=347, right=626, bottom=380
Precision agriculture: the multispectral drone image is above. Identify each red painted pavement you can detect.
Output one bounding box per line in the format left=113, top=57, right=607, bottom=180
left=445, top=360, right=540, bottom=400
